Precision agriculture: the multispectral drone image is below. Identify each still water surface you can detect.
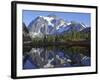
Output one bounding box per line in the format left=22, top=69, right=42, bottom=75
left=23, top=46, right=90, bottom=69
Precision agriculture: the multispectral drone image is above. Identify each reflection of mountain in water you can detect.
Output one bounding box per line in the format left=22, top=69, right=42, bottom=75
left=23, top=46, right=90, bottom=69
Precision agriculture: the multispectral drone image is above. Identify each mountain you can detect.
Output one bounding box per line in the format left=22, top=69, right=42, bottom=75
left=80, top=27, right=91, bottom=33
left=28, top=14, right=87, bottom=38
left=23, top=22, right=29, bottom=34
left=56, top=22, right=86, bottom=35
left=23, top=23, right=31, bottom=41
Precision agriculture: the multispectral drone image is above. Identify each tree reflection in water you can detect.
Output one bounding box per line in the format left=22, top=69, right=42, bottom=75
left=23, top=46, right=90, bottom=69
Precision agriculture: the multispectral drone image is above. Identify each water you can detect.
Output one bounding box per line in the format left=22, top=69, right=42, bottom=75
left=23, top=46, right=90, bottom=69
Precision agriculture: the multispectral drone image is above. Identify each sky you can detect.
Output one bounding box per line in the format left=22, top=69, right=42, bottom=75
left=22, top=10, right=91, bottom=27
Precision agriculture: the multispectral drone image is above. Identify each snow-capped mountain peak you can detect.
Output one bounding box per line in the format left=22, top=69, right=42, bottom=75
left=67, top=22, right=71, bottom=26
left=47, top=14, right=58, bottom=18
left=39, top=16, right=54, bottom=27
left=80, top=23, right=87, bottom=28
left=28, top=14, right=87, bottom=38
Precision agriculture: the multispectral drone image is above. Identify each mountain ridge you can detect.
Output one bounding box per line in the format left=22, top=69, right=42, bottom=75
left=24, top=14, right=89, bottom=38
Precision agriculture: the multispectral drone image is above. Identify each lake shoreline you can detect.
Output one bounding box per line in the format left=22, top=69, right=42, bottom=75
left=23, top=40, right=90, bottom=47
